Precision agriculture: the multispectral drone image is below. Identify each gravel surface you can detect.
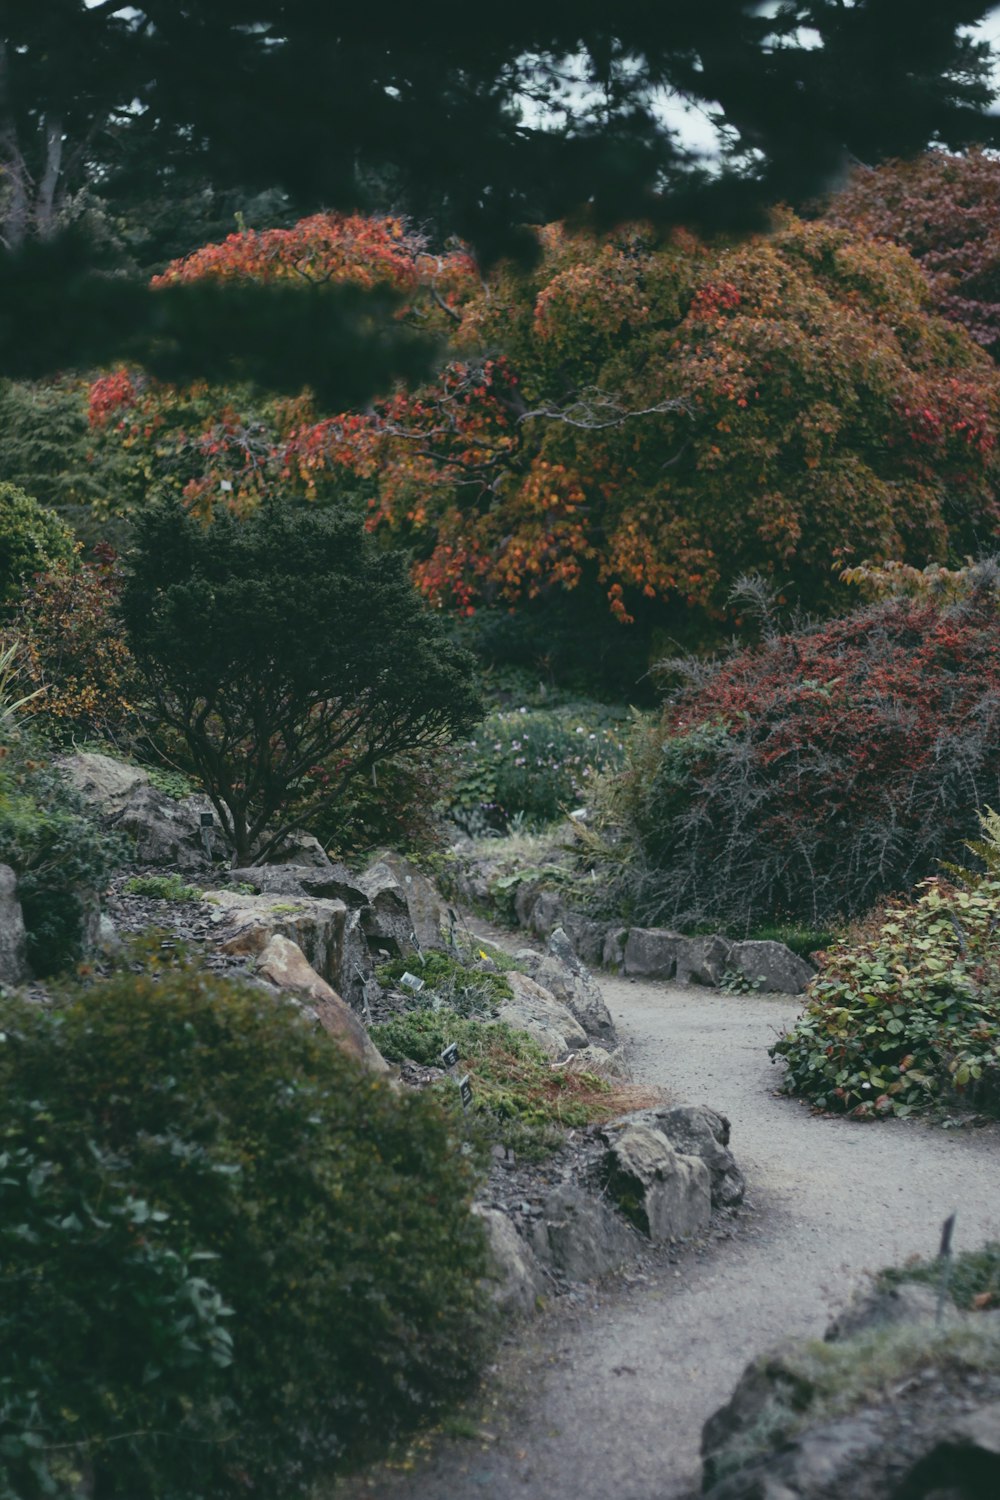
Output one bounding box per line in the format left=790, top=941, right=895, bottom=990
left=334, top=970, right=1000, bottom=1500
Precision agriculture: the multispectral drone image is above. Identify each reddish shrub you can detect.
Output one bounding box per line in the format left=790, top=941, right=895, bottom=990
left=612, top=566, right=1000, bottom=927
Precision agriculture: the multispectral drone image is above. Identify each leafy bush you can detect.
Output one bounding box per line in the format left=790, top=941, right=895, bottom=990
left=0, top=966, right=492, bottom=1498
left=771, top=877, right=1000, bottom=1119
left=371, top=1007, right=619, bottom=1158
left=123, top=873, right=203, bottom=901
left=12, top=545, right=144, bottom=744
left=0, top=482, right=74, bottom=611
left=0, top=731, right=125, bottom=974
left=120, top=499, right=482, bottom=864
left=606, top=575, right=1000, bottom=929
left=450, top=703, right=629, bottom=831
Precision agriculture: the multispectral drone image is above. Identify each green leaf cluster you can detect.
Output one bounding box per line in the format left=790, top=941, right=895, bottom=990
left=771, top=877, right=1000, bottom=1118
left=0, top=965, right=492, bottom=1497
left=0, top=482, right=74, bottom=611
left=376, top=951, right=514, bottom=1018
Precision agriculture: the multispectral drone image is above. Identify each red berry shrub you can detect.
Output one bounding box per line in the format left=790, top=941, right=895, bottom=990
left=612, top=567, right=1000, bottom=928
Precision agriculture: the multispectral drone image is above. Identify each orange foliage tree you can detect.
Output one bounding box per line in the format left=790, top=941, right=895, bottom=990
left=825, top=149, right=1000, bottom=359
left=89, top=211, right=1000, bottom=639
left=357, top=216, right=1000, bottom=627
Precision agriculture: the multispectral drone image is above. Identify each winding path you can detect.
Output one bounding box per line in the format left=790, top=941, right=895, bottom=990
left=338, top=974, right=1000, bottom=1500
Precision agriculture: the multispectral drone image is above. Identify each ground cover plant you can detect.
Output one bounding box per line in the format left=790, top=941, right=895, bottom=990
left=0, top=963, right=492, bottom=1498
left=371, top=1007, right=627, bottom=1159
left=771, top=875, right=1000, bottom=1118
left=0, top=482, right=74, bottom=610
left=602, top=569, right=1000, bottom=931
left=879, top=1241, right=1000, bottom=1309
left=376, top=952, right=516, bottom=1019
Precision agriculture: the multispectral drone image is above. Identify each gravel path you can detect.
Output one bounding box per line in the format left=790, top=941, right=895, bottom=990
left=337, top=973, right=1000, bottom=1500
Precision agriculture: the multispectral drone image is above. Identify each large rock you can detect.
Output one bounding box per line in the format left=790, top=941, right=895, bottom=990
left=356, top=858, right=419, bottom=956
left=255, top=934, right=388, bottom=1073
left=559, top=913, right=609, bottom=970
left=474, top=1206, right=545, bottom=1318
left=623, top=927, right=686, bottom=979
left=497, top=971, right=588, bottom=1057
left=675, top=935, right=734, bottom=986
left=728, top=939, right=814, bottom=995
left=563, top=1044, right=630, bottom=1082
left=513, top=927, right=615, bottom=1042
left=59, top=751, right=230, bottom=871
left=627, top=1104, right=745, bottom=1209
left=601, top=1122, right=712, bottom=1242
left=263, top=830, right=332, bottom=868
left=372, top=852, right=449, bottom=952
left=204, top=889, right=348, bottom=990
left=898, top=1399, right=1000, bottom=1499
left=527, top=1183, right=638, bottom=1281
left=824, top=1280, right=956, bottom=1343
left=227, top=861, right=369, bottom=906
left=0, top=864, right=29, bottom=988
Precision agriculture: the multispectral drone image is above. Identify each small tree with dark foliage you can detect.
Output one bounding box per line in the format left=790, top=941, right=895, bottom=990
left=119, top=500, right=482, bottom=864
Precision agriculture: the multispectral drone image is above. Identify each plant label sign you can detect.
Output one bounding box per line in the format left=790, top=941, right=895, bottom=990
left=457, top=1073, right=473, bottom=1109
left=439, top=1042, right=459, bottom=1070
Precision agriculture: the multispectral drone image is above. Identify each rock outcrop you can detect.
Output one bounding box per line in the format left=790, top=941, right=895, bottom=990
left=600, top=1121, right=712, bottom=1242
left=0, top=864, right=29, bottom=988
left=497, top=970, right=589, bottom=1057
left=514, top=926, right=616, bottom=1042
left=203, top=888, right=348, bottom=991
left=255, top=934, right=389, bottom=1073
left=622, top=1104, right=746, bottom=1209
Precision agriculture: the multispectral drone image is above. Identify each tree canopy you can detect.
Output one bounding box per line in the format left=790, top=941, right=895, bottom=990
left=3, top=2, right=1000, bottom=396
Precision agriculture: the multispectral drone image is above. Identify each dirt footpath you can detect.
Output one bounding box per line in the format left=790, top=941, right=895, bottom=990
left=336, top=975, right=1000, bottom=1500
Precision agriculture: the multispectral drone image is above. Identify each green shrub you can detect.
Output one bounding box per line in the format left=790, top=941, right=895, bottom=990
left=371, top=1007, right=618, bottom=1158
left=122, top=873, right=203, bottom=901
left=0, top=482, right=75, bottom=611
left=0, top=732, right=125, bottom=974
left=771, top=877, right=1000, bottom=1118
left=449, top=703, right=630, bottom=832
left=376, top=952, right=514, bottom=1017
left=0, top=966, right=492, bottom=1497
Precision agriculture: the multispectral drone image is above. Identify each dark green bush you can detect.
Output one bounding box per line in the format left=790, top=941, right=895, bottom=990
left=771, top=877, right=1000, bottom=1118
left=0, top=482, right=74, bottom=610
left=0, top=731, right=124, bottom=974
left=0, top=965, right=492, bottom=1498
left=119, top=499, right=483, bottom=864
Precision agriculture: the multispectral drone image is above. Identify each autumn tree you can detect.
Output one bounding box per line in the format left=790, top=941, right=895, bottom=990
left=4, top=4, right=1000, bottom=394
left=356, top=216, right=1000, bottom=634
left=824, top=149, right=1000, bottom=358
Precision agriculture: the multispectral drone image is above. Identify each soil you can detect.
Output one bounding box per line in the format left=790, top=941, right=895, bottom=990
left=332, top=959, right=1000, bottom=1500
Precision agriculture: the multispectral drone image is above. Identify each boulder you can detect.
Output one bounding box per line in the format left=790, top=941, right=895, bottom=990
left=675, top=934, right=734, bottom=986
left=702, top=1340, right=821, bottom=1491
left=58, top=751, right=230, bottom=871
left=227, top=861, right=369, bottom=906
left=473, top=1206, right=545, bottom=1318
left=601, top=1122, right=712, bottom=1242
left=373, top=852, right=449, bottom=952
left=512, top=927, right=615, bottom=1042
left=603, top=927, right=628, bottom=970
left=497, top=971, right=588, bottom=1057
left=728, top=939, right=815, bottom=995
left=0, top=864, right=29, bottom=988
left=255, top=934, right=388, bottom=1073
left=527, top=888, right=567, bottom=937
left=203, top=889, right=348, bottom=990
left=623, top=927, right=685, bottom=979
left=897, top=1400, right=1000, bottom=1499
left=264, top=830, right=333, bottom=868
left=626, top=1104, right=745, bottom=1209
left=356, top=859, right=416, bottom=956
left=562, top=1045, right=630, bottom=1082
left=526, top=1183, right=638, bottom=1281
left=559, top=913, right=608, bottom=970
